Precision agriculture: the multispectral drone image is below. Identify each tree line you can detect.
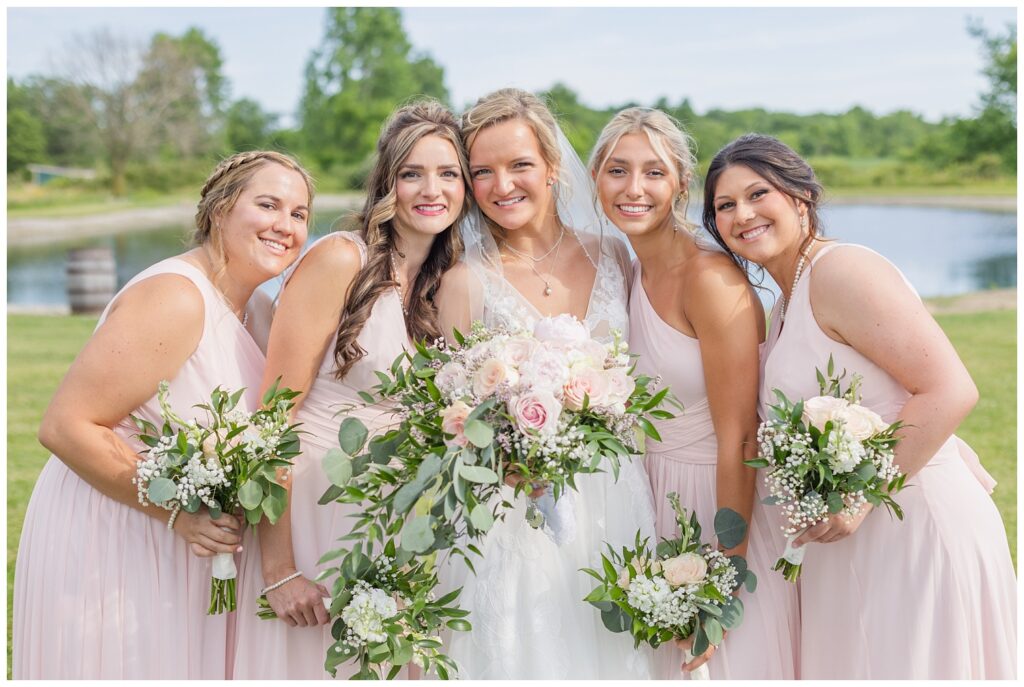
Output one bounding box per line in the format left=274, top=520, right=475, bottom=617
left=7, top=8, right=1016, bottom=196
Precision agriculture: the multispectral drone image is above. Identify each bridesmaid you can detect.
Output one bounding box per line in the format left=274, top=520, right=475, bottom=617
left=231, top=99, right=469, bottom=679
left=13, top=151, right=314, bottom=679
left=703, top=133, right=1016, bottom=679
left=590, top=108, right=798, bottom=679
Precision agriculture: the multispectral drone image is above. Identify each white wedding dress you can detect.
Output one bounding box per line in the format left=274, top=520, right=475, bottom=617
left=436, top=230, right=658, bottom=679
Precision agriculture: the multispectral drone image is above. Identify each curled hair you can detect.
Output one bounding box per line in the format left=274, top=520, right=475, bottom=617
left=588, top=107, right=698, bottom=232
left=333, top=98, right=469, bottom=379
left=702, top=133, right=825, bottom=272
left=461, top=88, right=562, bottom=239
left=193, top=150, right=315, bottom=284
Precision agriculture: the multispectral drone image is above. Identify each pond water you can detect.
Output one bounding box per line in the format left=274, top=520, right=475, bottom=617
left=7, top=204, right=1016, bottom=306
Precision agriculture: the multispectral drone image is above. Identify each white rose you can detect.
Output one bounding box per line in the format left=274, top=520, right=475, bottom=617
left=662, top=552, right=708, bottom=586
left=562, top=368, right=611, bottom=411
left=533, top=314, right=590, bottom=345
left=802, top=396, right=850, bottom=432
left=498, top=337, right=536, bottom=368
left=508, top=390, right=562, bottom=436
left=843, top=403, right=888, bottom=441
left=472, top=358, right=518, bottom=398
left=603, top=367, right=636, bottom=407
left=435, top=361, right=469, bottom=393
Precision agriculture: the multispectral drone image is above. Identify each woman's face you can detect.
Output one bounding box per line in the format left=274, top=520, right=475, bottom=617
left=468, top=118, right=555, bottom=233
left=217, top=162, right=310, bottom=282
left=393, top=134, right=466, bottom=240
left=711, top=164, right=805, bottom=266
left=595, top=132, right=678, bottom=237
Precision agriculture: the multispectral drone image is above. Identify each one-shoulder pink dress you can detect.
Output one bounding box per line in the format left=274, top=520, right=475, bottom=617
left=629, top=264, right=800, bottom=679
left=232, top=231, right=410, bottom=678
left=14, top=258, right=265, bottom=679
left=760, top=243, right=1016, bottom=679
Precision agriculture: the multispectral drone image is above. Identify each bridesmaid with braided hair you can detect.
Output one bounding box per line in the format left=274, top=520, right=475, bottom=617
left=13, top=151, right=314, bottom=679
left=231, top=98, right=469, bottom=679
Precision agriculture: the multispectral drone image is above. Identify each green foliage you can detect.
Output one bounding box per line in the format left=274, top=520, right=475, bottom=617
left=6, top=106, right=45, bottom=174
left=298, top=7, right=449, bottom=170
left=224, top=98, right=281, bottom=151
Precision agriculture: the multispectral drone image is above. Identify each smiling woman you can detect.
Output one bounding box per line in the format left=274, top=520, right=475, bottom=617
left=12, top=151, right=315, bottom=680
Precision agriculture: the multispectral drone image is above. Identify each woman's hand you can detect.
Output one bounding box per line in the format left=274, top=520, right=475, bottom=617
left=172, top=509, right=243, bottom=557
left=265, top=573, right=331, bottom=627
left=794, top=503, right=873, bottom=546
left=676, top=631, right=724, bottom=672
left=503, top=471, right=546, bottom=498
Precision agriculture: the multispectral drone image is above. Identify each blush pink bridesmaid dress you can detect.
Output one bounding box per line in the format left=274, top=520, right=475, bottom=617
left=629, top=263, right=800, bottom=679
left=760, top=243, right=1016, bottom=679
left=232, top=231, right=410, bottom=679
left=13, top=258, right=265, bottom=679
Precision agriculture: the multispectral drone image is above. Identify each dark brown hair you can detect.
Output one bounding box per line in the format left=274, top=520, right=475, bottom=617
left=333, top=98, right=469, bottom=379
left=702, top=133, right=824, bottom=272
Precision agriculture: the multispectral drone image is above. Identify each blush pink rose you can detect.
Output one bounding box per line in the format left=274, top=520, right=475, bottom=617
left=563, top=368, right=611, bottom=411
left=662, top=552, right=708, bottom=587
left=473, top=358, right=517, bottom=398
left=508, top=390, right=562, bottom=436
left=440, top=400, right=472, bottom=447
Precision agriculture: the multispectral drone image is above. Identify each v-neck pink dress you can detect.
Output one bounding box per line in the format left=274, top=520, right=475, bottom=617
left=760, top=243, right=1016, bottom=679
left=232, top=231, right=411, bottom=678
left=14, top=258, right=265, bottom=679
left=629, top=263, right=799, bottom=679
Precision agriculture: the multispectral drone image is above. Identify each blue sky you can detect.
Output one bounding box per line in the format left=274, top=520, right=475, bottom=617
left=7, top=6, right=1016, bottom=126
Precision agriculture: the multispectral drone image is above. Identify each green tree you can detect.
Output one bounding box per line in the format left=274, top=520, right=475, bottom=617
left=299, top=7, right=448, bottom=172
left=225, top=98, right=280, bottom=151
left=7, top=106, right=45, bottom=174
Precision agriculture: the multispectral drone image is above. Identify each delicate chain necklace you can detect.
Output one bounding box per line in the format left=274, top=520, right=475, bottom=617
left=390, top=252, right=408, bottom=316
left=779, top=241, right=814, bottom=322
left=501, top=226, right=567, bottom=297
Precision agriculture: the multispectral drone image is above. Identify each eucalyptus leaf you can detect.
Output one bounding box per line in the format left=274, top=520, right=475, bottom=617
left=714, top=507, right=748, bottom=549
left=338, top=417, right=369, bottom=455
left=238, top=479, right=264, bottom=510
left=460, top=464, right=499, bottom=484
left=691, top=625, right=709, bottom=656
left=719, top=595, right=744, bottom=630
left=322, top=448, right=353, bottom=487
left=446, top=618, right=472, bottom=632
left=463, top=419, right=494, bottom=449
left=146, top=477, right=177, bottom=504
left=402, top=516, right=435, bottom=553
left=704, top=616, right=724, bottom=645
left=469, top=504, right=495, bottom=532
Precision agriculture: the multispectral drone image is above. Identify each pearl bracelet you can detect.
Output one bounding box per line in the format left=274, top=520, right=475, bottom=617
left=166, top=504, right=182, bottom=531
left=261, top=570, right=303, bottom=596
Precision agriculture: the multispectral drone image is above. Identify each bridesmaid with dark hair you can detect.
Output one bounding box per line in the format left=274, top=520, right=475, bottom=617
left=231, top=98, right=469, bottom=679
left=702, top=133, right=1016, bottom=679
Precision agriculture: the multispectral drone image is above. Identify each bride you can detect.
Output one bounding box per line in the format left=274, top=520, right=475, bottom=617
left=434, top=88, right=656, bottom=679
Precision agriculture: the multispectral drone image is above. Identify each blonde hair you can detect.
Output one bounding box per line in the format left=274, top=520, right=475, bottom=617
left=333, top=98, right=470, bottom=379
left=193, top=150, right=315, bottom=281
left=589, top=107, right=697, bottom=232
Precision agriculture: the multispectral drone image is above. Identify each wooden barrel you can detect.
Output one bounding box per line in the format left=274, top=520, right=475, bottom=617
left=66, top=247, right=117, bottom=314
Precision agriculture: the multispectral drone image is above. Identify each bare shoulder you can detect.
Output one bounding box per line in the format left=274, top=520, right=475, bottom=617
left=296, top=232, right=364, bottom=281
left=809, top=243, right=912, bottom=308
left=108, top=272, right=205, bottom=327
left=683, top=249, right=765, bottom=327
left=437, top=260, right=477, bottom=294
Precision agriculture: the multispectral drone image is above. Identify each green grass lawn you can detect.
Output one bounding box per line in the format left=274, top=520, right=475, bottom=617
left=5, top=308, right=1017, bottom=673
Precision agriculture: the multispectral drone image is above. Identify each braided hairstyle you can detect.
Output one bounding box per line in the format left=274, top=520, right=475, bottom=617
left=193, top=150, right=316, bottom=283
left=332, top=99, right=470, bottom=380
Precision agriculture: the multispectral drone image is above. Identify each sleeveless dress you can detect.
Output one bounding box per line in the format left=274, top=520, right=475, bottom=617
left=629, top=263, right=799, bottom=679
left=13, top=258, right=265, bottom=679
left=760, top=243, right=1016, bottom=679
left=437, top=234, right=658, bottom=679
left=232, top=231, right=410, bottom=679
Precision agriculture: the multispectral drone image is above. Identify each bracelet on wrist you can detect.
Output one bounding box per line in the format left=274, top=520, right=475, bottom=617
left=261, top=570, right=303, bottom=596
left=166, top=504, right=182, bottom=531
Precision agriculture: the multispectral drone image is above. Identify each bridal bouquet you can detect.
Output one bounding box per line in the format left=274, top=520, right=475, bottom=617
left=583, top=494, right=755, bottom=680
left=133, top=380, right=301, bottom=613
left=746, top=356, right=906, bottom=581
left=319, top=314, right=673, bottom=568
left=310, top=538, right=466, bottom=679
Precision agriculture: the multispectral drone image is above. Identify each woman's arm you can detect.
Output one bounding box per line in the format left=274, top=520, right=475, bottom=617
left=683, top=253, right=765, bottom=558
left=796, top=246, right=978, bottom=545
left=37, top=273, right=243, bottom=555
left=257, top=235, right=363, bottom=627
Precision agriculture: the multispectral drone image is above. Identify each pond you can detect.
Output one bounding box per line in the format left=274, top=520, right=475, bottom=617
left=7, top=204, right=1016, bottom=307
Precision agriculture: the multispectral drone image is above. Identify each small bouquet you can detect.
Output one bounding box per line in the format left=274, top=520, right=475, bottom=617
left=312, top=538, right=468, bottom=679
left=583, top=494, right=755, bottom=680
left=746, top=356, right=906, bottom=581
left=319, top=314, right=674, bottom=569
left=133, top=380, right=301, bottom=613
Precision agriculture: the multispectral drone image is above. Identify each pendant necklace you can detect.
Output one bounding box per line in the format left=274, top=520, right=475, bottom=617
left=502, top=225, right=566, bottom=297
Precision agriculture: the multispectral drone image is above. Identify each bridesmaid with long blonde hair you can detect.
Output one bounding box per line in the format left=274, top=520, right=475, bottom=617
left=590, top=108, right=798, bottom=679
left=231, top=98, right=469, bottom=678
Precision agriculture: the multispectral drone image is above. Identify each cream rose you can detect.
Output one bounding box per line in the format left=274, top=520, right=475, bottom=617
left=562, top=368, right=611, bottom=411
left=435, top=361, right=469, bottom=393
left=508, top=390, right=562, bottom=436
left=498, top=337, right=536, bottom=368
left=440, top=400, right=472, bottom=447
left=802, top=395, right=850, bottom=431
left=843, top=403, right=888, bottom=441
left=603, top=367, right=636, bottom=407
left=473, top=358, right=518, bottom=398
left=662, top=552, right=708, bottom=587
